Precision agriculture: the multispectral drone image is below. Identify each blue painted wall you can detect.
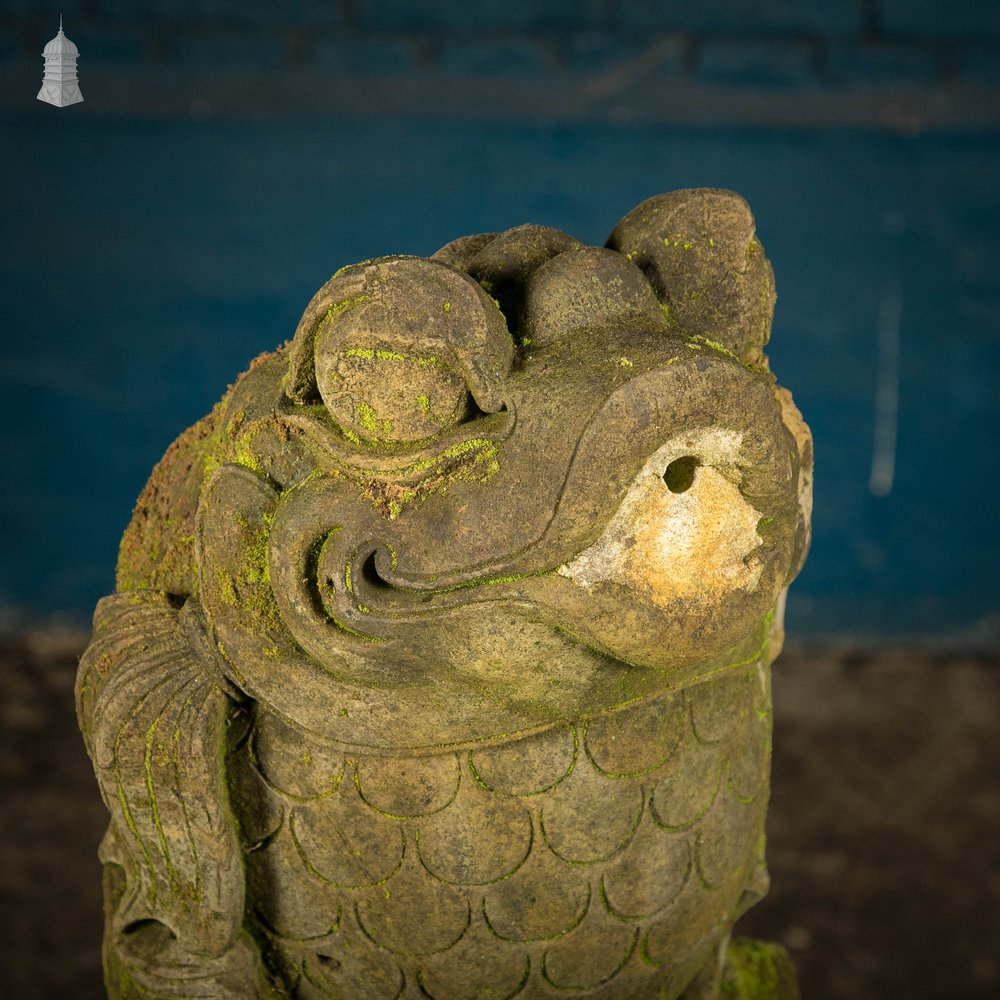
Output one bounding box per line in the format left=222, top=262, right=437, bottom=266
left=1, top=2, right=998, bottom=643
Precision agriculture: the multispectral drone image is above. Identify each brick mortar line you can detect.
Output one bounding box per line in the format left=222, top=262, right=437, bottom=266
left=5, top=70, right=1000, bottom=131
left=6, top=19, right=1000, bottom=45
left=5, top=36, right=992, bottom=81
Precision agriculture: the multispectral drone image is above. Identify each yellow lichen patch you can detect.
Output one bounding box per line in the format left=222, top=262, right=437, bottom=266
left=558, top=430, right=765, bottom=606
left=357, top=438, right=501, bottom=520
left=316, top=347, right=468, bottom=444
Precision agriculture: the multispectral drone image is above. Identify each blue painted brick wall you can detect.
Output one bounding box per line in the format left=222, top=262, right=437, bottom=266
left=616, top=0, right=861, bottom=34
left=88, top=0, right=347, bottom=26
left=436, top=36, right=557, bottom=77
left=825, top=39, right=942, bottom=85
left=3, top=0, right=999, bottom=644
left=357, top=0, right=605, bottom=31
left=697, top=37, right=817, bottom=88
left=311, top=35, right=420, bottom=76
left=960, top=44, right=1000, bottom=85
left=5, top=0, right=999, bottom=99
left=880, top=0, right=1000, bottom=38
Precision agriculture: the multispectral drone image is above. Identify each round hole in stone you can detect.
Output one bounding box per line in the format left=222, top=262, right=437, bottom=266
left=316, top=954, right=341, bottom=969
left=662, top=456, right=700, bottom=494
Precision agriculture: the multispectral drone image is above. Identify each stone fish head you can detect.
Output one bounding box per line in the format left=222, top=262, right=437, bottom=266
left=181, top=190, right=811, bottom=750
left=80, top=189, right=812, bottom=1000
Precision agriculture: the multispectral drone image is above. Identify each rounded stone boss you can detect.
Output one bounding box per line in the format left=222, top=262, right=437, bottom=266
left=77, top=189, right=812, bottom=999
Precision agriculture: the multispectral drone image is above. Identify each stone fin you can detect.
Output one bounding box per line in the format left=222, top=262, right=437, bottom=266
left=78, top=591, right=277, bottom=996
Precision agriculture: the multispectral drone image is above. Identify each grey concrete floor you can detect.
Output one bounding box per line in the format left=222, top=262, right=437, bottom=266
left=1, top=634, right=997, bottom=999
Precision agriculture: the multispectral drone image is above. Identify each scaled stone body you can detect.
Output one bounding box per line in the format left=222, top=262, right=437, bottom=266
left=78, top=190, right=812, bottom=999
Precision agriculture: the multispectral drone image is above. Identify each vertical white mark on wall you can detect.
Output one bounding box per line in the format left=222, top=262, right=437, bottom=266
left=870, top=281, right=901, bottom=497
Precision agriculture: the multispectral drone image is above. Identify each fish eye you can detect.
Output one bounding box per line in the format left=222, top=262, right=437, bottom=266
left=662, top=455, right=700, bottom=494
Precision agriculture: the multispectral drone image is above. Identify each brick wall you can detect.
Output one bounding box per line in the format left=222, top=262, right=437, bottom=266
left=3, top=0, right=998, bottom=125
left=4, top=2, right=1000, bottom=641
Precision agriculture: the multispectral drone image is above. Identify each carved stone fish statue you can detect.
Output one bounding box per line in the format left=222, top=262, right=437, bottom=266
left=77, top=189, right=812, bottom=999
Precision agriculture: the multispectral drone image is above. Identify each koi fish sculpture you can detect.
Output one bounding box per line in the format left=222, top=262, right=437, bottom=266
left=78, top=189, right=811, bottom=999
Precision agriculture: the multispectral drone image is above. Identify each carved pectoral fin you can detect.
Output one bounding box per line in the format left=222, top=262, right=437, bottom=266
left=78, top=592, right=280, bottom=997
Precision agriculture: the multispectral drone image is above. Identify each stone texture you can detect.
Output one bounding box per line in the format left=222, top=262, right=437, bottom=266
left=76, top=189, right=812, bottom=998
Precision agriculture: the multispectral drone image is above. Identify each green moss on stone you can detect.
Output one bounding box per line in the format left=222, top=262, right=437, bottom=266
left=320, top=294, right=369, bottom=328
left=720, top=939, right=799, bottom=1000
left=357, top=437, right=501, bottom=520
left=342, top=347, right=449, bottom=371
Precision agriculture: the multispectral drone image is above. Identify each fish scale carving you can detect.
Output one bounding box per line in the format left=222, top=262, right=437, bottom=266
left=77, top=191, right=810, bottom=999
left=229, top=664, right=769, bottom=997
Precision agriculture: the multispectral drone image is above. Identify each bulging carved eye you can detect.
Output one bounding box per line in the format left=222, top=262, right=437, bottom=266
left=316, top=346, right=472, bottom=445
left=662, top=456, right=700, bottom=494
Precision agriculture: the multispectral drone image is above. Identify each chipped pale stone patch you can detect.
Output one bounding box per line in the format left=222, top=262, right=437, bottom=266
left=773, top=386, right=813, bottom=538
left=558, top=429, right=765, bottom=605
